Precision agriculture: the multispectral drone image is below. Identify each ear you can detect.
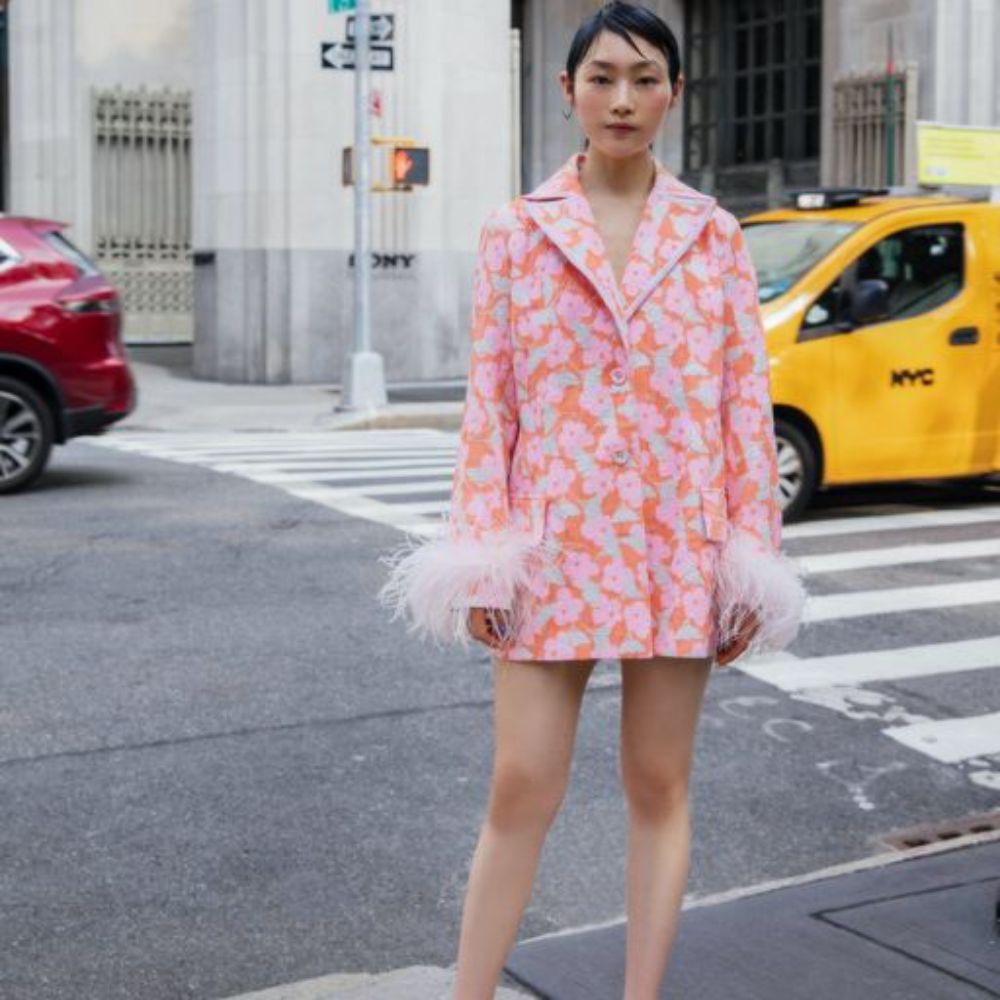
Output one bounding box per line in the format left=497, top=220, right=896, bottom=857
left=558, top=68, right=574, bottom=106
left=670, top=73, right=685, bottom=108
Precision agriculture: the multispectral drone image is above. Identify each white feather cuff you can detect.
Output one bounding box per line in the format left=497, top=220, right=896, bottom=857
left=377, top=524, right=560, bottom=650
left=714, top=528, right=807, bottom=661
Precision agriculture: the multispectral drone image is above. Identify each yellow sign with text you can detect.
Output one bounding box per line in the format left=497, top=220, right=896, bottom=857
left=917, top=121, right=1000, bottom=186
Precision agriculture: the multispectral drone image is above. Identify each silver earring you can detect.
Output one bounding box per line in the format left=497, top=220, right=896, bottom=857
left=563, top=107, right=573, bottom=120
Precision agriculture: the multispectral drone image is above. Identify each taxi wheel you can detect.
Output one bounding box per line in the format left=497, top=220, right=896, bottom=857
left=0, top=377, right=54, bottom=495
left=774, top=419, right=818, bottom=523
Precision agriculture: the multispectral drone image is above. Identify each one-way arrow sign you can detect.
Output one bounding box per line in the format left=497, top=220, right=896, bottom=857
left=320, top=41, right=394, bottom=71
left=346, top=13, right=394, bottom=42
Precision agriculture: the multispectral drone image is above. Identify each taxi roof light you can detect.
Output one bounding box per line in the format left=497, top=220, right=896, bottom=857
left=790, top=187, right=889, bottom=210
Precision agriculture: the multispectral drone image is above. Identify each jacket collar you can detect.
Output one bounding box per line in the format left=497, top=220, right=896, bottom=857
left=521, top=151, right=717, bottom=332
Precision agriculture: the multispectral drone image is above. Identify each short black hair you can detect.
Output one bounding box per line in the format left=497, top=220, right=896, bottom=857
left=565, top=1, right=682, bottom=89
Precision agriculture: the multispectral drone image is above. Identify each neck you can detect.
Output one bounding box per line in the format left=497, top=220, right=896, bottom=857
left=577, top=147, right=656, bottom=199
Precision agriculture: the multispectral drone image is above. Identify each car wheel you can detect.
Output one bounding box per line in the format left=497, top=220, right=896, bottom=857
left=773, top=419, right=819, bottom=523
left=0, top=376, right=55, bottom=495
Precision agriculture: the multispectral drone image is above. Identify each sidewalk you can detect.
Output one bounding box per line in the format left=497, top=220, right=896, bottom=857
left=213, top=830, right=1000, bottom=999
left=118, top=345, right=464, bottom=435
left=507, top=828, right=1000, bottom=999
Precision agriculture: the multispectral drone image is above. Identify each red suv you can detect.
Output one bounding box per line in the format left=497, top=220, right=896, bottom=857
left=0, top=216, right=136, bottom=494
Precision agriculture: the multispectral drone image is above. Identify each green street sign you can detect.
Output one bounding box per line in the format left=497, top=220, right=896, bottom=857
left=329, top=0, right=356, bottom=11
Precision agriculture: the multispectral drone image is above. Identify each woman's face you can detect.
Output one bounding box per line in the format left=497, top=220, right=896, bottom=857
left=561, top=28, right=681, bottom=159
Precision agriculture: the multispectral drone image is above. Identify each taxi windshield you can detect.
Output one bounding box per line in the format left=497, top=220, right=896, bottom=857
left=742, top=220, right=858, bottom=303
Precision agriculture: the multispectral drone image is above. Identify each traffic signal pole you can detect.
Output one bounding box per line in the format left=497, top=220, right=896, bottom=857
left=338, top=0, right=387, bottom=413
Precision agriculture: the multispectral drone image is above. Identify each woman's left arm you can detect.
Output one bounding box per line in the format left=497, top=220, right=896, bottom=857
left=713, top=210, right=807, bottom=660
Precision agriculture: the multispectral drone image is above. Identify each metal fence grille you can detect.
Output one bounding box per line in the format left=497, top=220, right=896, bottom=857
left=832, top=64, right=918, bottom=188
left=92, top=86, right=193, bottom=342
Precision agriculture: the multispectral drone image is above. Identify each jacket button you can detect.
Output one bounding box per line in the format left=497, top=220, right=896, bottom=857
left=610, top=367, right=627, bottom=385
left=612, top=449, right=629, bottom=465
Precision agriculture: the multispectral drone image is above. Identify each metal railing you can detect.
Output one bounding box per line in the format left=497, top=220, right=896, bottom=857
left=832, top=63, right=918, bottom=188
left=92, top=85, right=193, bottom=342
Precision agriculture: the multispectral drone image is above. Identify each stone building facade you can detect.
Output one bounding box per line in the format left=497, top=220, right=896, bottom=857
left=4, top=0, right=999, bottom=382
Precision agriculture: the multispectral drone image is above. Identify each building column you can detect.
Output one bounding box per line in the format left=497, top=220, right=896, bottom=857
left=8, top=0, right=90, bottom=246
left=192, top=0, right=293, bottom=383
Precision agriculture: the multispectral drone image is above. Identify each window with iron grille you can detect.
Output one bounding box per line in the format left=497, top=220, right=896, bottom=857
left=684, top=0, right=822, bottom=171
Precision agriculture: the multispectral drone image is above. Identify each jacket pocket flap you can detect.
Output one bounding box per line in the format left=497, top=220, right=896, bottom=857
left=508, top=494, right=548, bottom=543
left=700, top=488, right=728, bottom=542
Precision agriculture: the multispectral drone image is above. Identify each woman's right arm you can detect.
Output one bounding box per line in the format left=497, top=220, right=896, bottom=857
left=378, top=205, right=538, bottom=650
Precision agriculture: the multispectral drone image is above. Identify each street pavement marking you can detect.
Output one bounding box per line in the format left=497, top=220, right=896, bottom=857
left=219, top=464, right=457, bottom=483
left=882, top=711, right=1000, bottom=763
left=738, top=637, right=1000, bottom=691
left=803, top=579, right=1000, bottom=622
left=796, top=538, right=1000, bottom=574
left=783, top=504, right=1000, bottom=539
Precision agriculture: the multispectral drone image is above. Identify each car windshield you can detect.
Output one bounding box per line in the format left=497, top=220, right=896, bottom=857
left=742, top=220, right=858, bottom=303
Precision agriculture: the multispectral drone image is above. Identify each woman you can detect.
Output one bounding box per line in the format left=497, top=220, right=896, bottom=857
left=379, top=3, right=806, bottom=997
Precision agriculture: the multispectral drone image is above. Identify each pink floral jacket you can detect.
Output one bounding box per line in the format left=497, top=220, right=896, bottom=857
left=379, top=152, right=806, bottom=665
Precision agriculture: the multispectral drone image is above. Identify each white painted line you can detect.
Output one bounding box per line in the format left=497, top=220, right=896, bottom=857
left=254, top=483, right=445, bottom=534
left=784, top=504, right=1000, bottom=539
left=182, top=450, right=455, bottom=465
left=804, top=579, right=1000, bottom=622
left=738, top=636, right=1000, bottom=691
left=242, top=465, right=455, bottom=484
left=211, top=457, right=456, bottom=473
left=398, top=500, right=451, bottom=516
left=102, top=441, right=456, bottom=458
left=884, top=711, right=1000, bottom=763
left=797, top=538, right=1000, bottom=574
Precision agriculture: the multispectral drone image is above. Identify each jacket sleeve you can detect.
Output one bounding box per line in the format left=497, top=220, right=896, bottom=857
left=377, top=204, right=557, bottom=649
left=712, top=210, right=807, bottom=660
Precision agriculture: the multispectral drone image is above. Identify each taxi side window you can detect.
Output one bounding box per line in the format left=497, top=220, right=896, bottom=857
left=802, top=223, right=964, bottom=332
left=856, top=224, right=964, bottom=320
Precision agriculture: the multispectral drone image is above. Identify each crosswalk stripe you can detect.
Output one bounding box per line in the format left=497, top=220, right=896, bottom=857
left=211, top=457, right=455, bottom=473
left=883, top=711, right=1000, bottom=763
left=105, top=445, right=456, bottom=461
left=803, top=579, right=1000, bottom=622
left=738, top=637, right=1000, bottom=691
left=784, top=505, right=1000, bottom=539
left=103, top=432, right=452, bottom=453
left=238, top=465, right=455, bottom=484
left=796, top=538, right=1000, bottom=574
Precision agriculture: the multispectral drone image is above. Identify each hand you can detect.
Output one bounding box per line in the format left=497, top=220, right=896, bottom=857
left=715, top=605, right=761, bottom=667
left=468, top=606, right=515, bottom=652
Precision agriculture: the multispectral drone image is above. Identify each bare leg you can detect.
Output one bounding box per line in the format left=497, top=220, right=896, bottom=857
left=619, top=655, right=713, bottom=1000
left=451, top=654, right=597, bottom=1000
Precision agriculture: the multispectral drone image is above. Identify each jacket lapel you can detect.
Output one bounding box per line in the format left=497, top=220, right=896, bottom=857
left=521, top=152, right=718, bottom=339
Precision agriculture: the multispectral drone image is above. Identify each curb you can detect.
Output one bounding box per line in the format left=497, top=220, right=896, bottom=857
left=214, top=964, right=534, bottom=1000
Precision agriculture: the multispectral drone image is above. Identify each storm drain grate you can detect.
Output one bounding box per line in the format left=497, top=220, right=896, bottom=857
left=879, top=810, right=1000, bottom=851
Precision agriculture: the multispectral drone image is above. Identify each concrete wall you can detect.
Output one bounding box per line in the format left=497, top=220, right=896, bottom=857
left=821, top=0, right=1000, bottom=184
left=8, top=0, right=192, bottom=252
left=192, top=0, right=514, bottom=384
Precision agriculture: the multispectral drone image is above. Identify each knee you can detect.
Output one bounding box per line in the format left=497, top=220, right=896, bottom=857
left=621, top=758, right=691, bottom=822
left=487, top=758, right=568, bottom=833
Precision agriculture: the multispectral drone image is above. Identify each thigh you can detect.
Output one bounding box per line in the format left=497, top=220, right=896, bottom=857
left=619, top=656, right=713, bottom=781
left=491, top=654, right=597, bottom=782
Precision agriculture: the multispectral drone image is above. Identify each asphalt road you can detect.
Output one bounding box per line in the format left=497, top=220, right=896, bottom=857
left=2, top=438, right=998, bottom=999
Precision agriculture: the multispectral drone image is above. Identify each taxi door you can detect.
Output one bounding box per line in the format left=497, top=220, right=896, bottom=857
left=983, top=208, right=1000, bottom=470
left=822, top=207, right=994, bottom=480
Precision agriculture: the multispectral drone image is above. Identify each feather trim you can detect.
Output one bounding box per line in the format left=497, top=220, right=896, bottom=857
left=377, top=523, right=560, bottom=650
left=714, top=528, right=807, bottom=661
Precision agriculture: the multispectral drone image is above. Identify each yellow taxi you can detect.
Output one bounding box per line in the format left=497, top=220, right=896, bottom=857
left=742, top=187, right=1000, bottom=520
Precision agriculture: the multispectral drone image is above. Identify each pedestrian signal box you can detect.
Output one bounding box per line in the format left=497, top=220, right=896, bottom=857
left=341, top=141, right=430, bottom=191
left=392, top=147, right=429, bottom=187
